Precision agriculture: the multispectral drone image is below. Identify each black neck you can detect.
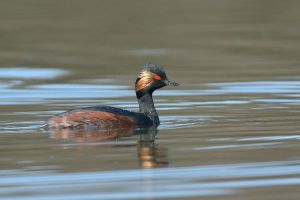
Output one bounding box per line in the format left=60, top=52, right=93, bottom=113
left=136, top=92, right=160, bottom=126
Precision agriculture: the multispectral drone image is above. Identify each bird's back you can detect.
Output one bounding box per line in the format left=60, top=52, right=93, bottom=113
left=47, top=106, right=153, bottom=129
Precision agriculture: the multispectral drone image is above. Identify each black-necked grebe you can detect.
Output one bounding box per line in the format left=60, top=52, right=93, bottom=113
left=47, top=62, right=179, bottom=129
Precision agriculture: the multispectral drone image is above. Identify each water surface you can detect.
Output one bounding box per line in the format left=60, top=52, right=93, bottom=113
left=1, top=1, right=300, bottom=200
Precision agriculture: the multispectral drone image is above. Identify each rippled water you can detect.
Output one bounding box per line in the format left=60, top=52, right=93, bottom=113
left=1, top=1, right=300, bottom=200
left=1, top=66, right=300, bottom=199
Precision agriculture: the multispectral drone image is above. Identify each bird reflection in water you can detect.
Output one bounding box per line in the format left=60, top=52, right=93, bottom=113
left=138, top=129, right=169, bottom=168
left=45, top=126, right=169, bottom=168
left=47, top=125, right=135, bottom=142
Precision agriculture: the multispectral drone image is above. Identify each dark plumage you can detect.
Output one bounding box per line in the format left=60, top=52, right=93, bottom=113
left=47, top=62, right=179, bottom=129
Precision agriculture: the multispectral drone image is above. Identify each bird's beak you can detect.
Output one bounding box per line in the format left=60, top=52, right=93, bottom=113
left=164, top=80, right=180, bottom=86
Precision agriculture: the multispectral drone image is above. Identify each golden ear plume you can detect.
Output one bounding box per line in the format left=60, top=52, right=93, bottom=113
left=135, top=71, right=156, bottom=92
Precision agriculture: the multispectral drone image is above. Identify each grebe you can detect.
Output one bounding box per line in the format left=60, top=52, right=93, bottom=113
left=47, top=63, right=179, bottom=129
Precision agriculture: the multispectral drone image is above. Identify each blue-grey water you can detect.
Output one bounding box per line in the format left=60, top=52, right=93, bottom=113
left=1, top=1, right=300, bottom=200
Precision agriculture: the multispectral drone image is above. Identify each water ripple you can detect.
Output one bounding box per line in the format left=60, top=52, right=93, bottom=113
left=0, top=67, right=68, bottom=80
left=1, top=160, right=300, bottom=200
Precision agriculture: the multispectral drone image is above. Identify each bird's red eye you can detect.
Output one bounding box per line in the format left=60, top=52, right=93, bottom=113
left=154, top=75, right=161, bottom=80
